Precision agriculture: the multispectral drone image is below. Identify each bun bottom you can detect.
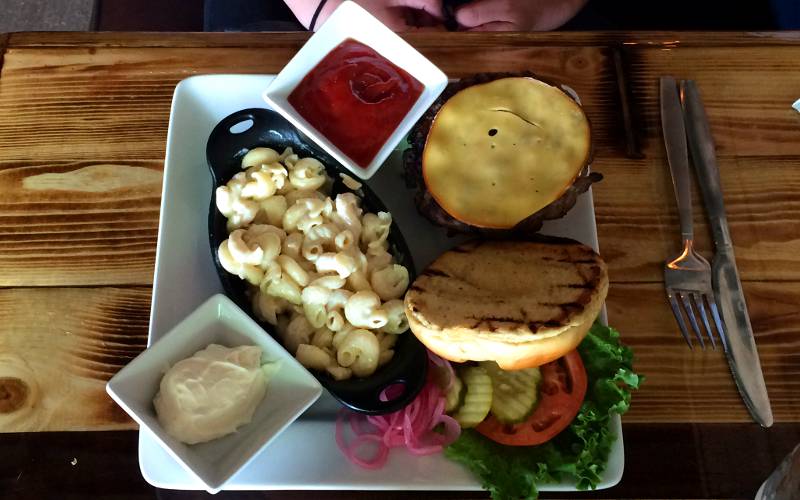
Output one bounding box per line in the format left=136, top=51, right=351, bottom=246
left=407, top=299, right=602, bottom=370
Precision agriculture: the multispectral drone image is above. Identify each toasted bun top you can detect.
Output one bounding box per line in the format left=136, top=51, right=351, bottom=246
left=422, top=77, right=591, bottom=229
left=405, top=238, right=607, bottom=347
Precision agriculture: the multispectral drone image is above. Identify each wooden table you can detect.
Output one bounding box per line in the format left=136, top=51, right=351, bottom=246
left=1, top=31, right=799, bottom=499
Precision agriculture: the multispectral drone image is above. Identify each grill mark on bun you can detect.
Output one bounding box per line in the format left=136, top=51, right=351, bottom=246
left=422, top=268, right=450, bottom=278
left=561, top=283, right=594, bottom=289
left=541, top=301, right=586, bottom=323
left=469, top=315, right=525, bottom=324
left=541, top=253, right=583, bottom=261
left=527, top=320, right=564, bottom=333
left=540, top=256, right=590, bottom=263
left=469, top=313, right=546, bottom=334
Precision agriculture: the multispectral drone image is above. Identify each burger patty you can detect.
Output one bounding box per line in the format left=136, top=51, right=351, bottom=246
left=403, top=72, right=603, bottom=237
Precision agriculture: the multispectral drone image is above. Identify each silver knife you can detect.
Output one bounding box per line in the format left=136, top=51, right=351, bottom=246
left=680, top=80, right=774, bottom=427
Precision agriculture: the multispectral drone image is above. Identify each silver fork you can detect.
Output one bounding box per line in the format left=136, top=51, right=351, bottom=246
left=660, top=76, right=728, bottom=350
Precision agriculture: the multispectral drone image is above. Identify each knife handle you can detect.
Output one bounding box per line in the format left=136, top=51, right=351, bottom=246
left=680, top=80, right=733, bottom=249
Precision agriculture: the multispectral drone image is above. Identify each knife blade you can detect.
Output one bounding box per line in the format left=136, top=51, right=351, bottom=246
left=680, top=79, right=774, bottom=427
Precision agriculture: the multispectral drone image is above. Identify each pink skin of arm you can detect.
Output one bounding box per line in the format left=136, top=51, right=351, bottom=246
left=283, top=0, right=586, bottom=32
left=455, top=0, right=588, bottom=31
left=282, top=0, right=444, bottom=31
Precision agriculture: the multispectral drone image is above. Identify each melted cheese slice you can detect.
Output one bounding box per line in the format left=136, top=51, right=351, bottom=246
left=422, top=77, right=591, bottom=229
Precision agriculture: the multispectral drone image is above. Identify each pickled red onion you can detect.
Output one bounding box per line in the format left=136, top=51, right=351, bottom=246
left=428, top=351, right=455, bottom=394
left=335, top=352, right=461, bottom=469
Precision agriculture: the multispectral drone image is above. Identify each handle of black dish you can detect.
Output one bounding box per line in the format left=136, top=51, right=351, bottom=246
left=330, top=336, right=429, bottom=414
left=206, top=108, right=299, bottom=186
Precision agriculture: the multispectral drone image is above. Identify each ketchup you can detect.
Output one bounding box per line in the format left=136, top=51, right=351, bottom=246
left=288, top=39, right=424, bottom=169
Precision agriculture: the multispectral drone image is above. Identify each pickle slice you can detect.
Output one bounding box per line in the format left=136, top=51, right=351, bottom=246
left=445, top=374, right=465, bottom=413
left=480, top=361, right=541, bottom=424
left=452, top=366, right=493, bottom=428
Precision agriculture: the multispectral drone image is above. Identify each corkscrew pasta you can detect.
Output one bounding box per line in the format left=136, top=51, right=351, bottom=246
left=215, top=147, right=410, bottom=380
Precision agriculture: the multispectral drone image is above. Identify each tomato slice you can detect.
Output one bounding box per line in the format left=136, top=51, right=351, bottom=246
left=476, top=350, right=587, bottom=446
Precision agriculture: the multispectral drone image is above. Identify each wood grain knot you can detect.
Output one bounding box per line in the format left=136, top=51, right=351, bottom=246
left=0, top=377, right=29, bottom=413
left=570, top=56, right=589, bottom=70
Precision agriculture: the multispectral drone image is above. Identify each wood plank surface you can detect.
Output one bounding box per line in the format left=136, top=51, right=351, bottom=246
left=609, top=282, right=800, bottom=422
left=0, top=282, right=796, bottom=432
left=7, top=30, right=800, bottom=48
left=624, top=46, right=800, bottom=158
left=594, top=156, right=800, bottom=283
left=0, top=160, right=162, bottom=286
left=2, top=37, right=799, bottom=286
left=0, top=287, right=149, bottom=431
left=0, top=33, right=798, bottom=433
left=0, top=44, right=618, bottom=160
left=0, top=43, right=617, bottom=285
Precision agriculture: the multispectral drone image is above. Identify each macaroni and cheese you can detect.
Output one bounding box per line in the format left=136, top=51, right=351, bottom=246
left=216, top=147, right=410, bottom=380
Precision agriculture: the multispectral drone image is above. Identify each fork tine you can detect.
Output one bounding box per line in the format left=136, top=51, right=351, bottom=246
left=679, top=292, right=705, bottom=349
left=667, top=291, right=693, bottom=348
left=692, top=293, right=716, bottom=349
left=708, top=298, right=730, bottom=353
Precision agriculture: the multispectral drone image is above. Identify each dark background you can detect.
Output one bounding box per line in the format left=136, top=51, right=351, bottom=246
left=92, top=0, right=799, bottom=32
left=4, top=424, right=800, bottom=499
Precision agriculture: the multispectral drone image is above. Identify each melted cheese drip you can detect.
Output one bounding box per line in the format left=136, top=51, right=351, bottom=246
left=423, top=77, right=591, bottom=229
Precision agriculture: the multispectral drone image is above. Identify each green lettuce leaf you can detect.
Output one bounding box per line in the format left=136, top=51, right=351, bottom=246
left=444, top=323, right=643, bottom=500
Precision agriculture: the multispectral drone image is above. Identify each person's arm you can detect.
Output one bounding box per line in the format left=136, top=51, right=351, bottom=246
left=283, top=0, right=343, bottom=30
left=456, top=0, right=588, bottom=31
left=283, top=0, right=443, bottom=31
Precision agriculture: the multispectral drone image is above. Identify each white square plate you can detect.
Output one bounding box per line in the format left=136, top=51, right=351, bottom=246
left=263, top=0, right=448, bottom=180
left=143, top=74, right=623, bottom=492
left=108, top=294, right=322, bottom=493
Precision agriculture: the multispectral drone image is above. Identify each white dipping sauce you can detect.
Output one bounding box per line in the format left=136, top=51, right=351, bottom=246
left=154, top=344, right=271, bottom=445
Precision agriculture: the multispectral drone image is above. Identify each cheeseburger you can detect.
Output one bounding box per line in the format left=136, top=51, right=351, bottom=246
left=404, top=72, right=602, bottom=236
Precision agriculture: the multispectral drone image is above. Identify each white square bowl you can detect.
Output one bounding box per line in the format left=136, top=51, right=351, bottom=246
left=263, top=0, right=448, bottom=180
left=107, top=293, right=322, bottom=494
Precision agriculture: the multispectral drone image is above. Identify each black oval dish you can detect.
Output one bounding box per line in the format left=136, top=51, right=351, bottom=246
left=206, top=108, right=427, bottom=415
